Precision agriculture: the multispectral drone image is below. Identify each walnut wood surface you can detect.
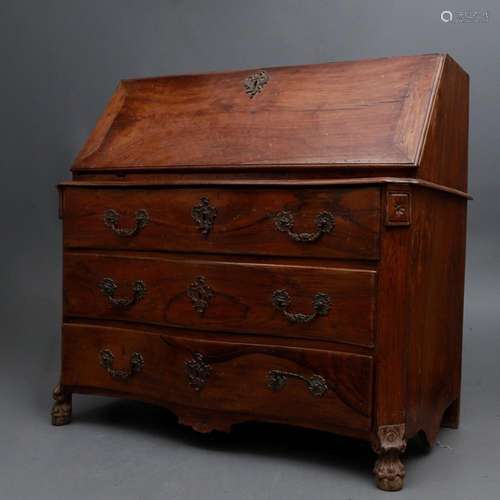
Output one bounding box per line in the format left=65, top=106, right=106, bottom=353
left=374, top=184, right=412, bottom=427
left=419, top=55, right=469, bottom=191
left=61, top=323, right=374, bottom=431
left=405, top=187, right=467, bottom=442
left=61, top=186, right=380, bottom=260
left=63, top=252, right=376, bottom=347
left=73, top=54, right=442, bottom=171
left=55, top=53, right=470, bottom=491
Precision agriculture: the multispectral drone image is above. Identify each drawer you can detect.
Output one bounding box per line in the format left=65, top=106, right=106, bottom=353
left=64, top=252, right=376, bottom=347
left=61, top=323, right=374, bottom=431
left=61, top=186, right=381, bottom=260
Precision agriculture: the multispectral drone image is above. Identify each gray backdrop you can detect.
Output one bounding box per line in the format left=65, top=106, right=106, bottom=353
left=1, top=1, right=499, bottom=499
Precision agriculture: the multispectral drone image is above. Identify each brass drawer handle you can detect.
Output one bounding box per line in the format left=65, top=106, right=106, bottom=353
left=98, top=278, right=146, bottom=309
left=103, top=209, right=149, bottom=237
left=268, top=370, right=328, bottom=397
left=272, top=289, right=331, bottom=324
left=274, top=210, right=334, bottom=243
left=99, top=349, right=144, bottom=381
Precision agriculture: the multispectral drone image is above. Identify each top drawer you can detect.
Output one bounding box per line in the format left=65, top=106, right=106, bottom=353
left=61, top=186, right=380, bottom=260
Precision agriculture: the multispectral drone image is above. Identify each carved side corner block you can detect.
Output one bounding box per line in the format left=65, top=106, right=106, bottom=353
left=372, top=424, right=407, bottom=491
left=385, top=190, right=412, bottom=226
left=51, top=384, right=72, bottom=426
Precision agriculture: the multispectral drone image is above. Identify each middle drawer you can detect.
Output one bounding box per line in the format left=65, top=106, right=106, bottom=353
left=64, top=253, right=376, bottom=347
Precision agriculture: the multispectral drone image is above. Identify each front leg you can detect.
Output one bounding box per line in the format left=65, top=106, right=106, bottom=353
left=372, top=424, right=406, bottom=491
left=51, top=384, right=72, bottom=426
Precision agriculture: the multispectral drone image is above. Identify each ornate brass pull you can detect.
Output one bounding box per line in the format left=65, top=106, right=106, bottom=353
left=243, top=70, right=269, bottom=98
left=272, top=289, right=331, bottom=324
left=103, top=209, right=149, bottom=237
left=187, top=276, right=214, bottom=314
left=98, top=278, right=146, bottom=309
left=274, top=210, right=334, bottom=243
left=185, top=353, right=212, bottom=391
left=268, top=370, right=328, bottom=397
left=192, top=197, right=217, bottom=238
left=99, top=349, right=144, bottom=381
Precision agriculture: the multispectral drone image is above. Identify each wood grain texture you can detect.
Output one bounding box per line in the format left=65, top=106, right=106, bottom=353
left=374, top=184, right=412, bottom=428
left=63, top=252, right=377, bottom=347
left=418, top=55, right=469, bottom=191
left=61, top=186, right=381, bottom=260
left=405, top=187, right=467, bottom=443
left=55, top=53, right=470, bottom=491
left=72, top=54, right=443, bottom=171
left=61, top=322, right=374, bottom=432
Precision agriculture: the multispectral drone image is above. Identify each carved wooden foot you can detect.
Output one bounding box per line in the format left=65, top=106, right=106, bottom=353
left=51, top=384, right=72, bottom=426
left=372, top=424, right=406, bottom=491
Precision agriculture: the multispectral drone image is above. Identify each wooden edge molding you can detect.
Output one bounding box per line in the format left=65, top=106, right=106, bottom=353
left=57, top=177, right=472, bottom=199
left=71, top=163, right=420, bottom=173
left=413, top=54, right=447, bottom=166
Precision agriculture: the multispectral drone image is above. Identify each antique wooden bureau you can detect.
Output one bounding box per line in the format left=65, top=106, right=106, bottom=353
left=53, top=53, right=469, bottom=491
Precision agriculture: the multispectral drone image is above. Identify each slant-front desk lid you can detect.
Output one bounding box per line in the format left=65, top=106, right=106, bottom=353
left=72, top=53, right=467, bottom=177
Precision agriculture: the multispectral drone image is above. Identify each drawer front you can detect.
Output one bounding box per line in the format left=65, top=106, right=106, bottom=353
left=64, top=252, right=376, bottom=347
left=62, top=186, right=380, bottom=260
left=62, top=323, right=374, bottom=431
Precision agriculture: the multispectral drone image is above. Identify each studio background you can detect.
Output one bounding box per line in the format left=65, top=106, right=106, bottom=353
left=1, top=1, right=498, bottom=499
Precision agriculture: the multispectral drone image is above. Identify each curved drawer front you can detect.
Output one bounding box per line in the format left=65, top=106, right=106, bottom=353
left=61, top=323, right=374, bottom=431
left=62, top=186, right=380, bottom=260
left=64, top=252, right=376, bottom=347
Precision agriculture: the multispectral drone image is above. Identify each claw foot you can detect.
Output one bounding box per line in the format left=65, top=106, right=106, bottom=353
left=51, top=384, right=72, bottom=426
left=372, top=424, right=406, bottom=491
left=374, top=449, right=405, bottom=491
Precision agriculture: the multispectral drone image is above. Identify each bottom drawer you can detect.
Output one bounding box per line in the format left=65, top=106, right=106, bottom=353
left=62, top=323, right=373, bottom=431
